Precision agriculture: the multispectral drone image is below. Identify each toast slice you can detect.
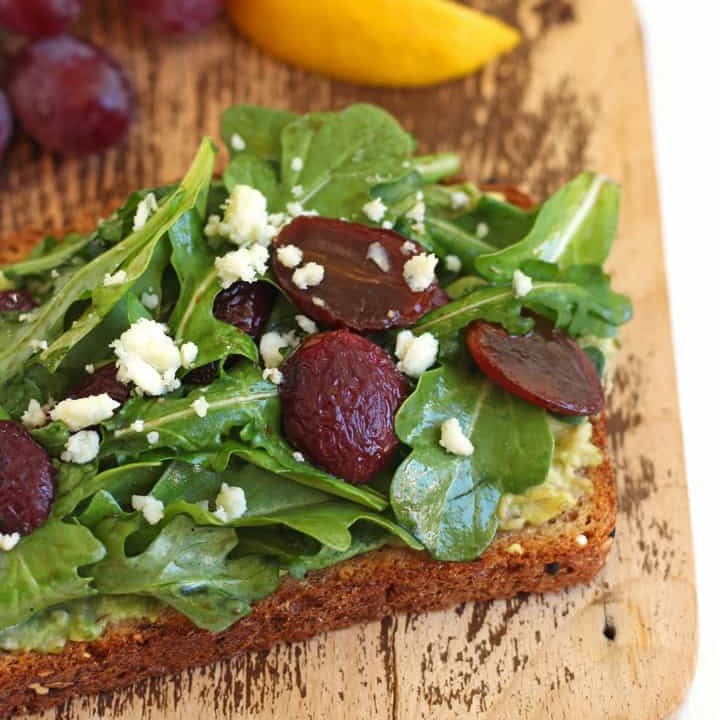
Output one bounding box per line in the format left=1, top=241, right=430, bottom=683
left=0, top=218, right=617, bottom=719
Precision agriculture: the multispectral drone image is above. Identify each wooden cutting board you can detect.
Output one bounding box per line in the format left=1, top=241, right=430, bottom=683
left=0, top=0, right=697, bottom=717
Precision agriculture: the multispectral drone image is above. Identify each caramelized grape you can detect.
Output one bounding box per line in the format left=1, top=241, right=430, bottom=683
left=7, top=36, right=134, bottom=155
left=68, top=363, right=130, bottom=406
left=466, top=320, right=604, bottom=416
left=128, top=0, right=223, bottom=34
left=0, top=0, right=82, bottom=38
left=0, top=289, right=36, bottom=312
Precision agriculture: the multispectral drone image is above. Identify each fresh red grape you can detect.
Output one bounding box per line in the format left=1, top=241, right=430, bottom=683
left=0, top=0, right=83, bottom=38
left=7, top=35, right=134, bottom=155
left=0, top=90, right=11, bottom=160
left=128, top=0, right=223, bottom=35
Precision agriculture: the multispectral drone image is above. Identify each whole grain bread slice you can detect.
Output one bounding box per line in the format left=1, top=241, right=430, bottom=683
left=0, top=214, right=617, bottom=719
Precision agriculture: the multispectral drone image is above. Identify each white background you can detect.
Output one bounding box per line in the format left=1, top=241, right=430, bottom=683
left=634, top=1, right=719, bottom=717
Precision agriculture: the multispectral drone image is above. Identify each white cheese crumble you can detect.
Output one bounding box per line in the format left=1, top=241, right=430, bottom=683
left=84, top=364, right=95, bottom=374
left=230, top=133, right=246, bottom=151
left=262, top=367, right=284, bottom=385
left=381, top=220, right=393, bottom=229
left=311, top=295, right=327, bottom=308
left=292, top=262, right=325, bottom=290
left=103, top=270, right=128, bottom=287
left=131, top=419, right=145, bottom=433
left=366, top=241, right=391, bottom=272
left=51, top=269, right=60, bottom=279
left=259, top=330, right=297, bottom=368
left=290, top=156, right=303, bottom=172
left=445, top=254, right=462, bottom=272
left=295, top=314, right=318, bottom=335
left=192, top=396, right=209, bottom=418
left=50, top=393, right=120, bottom=431
left=475, top=221, right=489, bottom=239
left=268, top=212, right=287, bottom=227
left=132, top=192, right=159, bottom=232
left=61, top=430, right=100, bottom=464
left=147, top=431, right=160, bottom=445
left=292, top=451, right=305, bottom=463
left=30, top=339, right=48, bottom=352
left=400, top=240, right=416, bottom=256
left=21, top=399, right=46, bottom=429
left=0, top=532, right=20, bottom=552
left=362, top=197, right=387, bottom=223
left=18, top=312, right=34, bottom=323
left=213, top=483, right=247, bottom=523
left=395, top=330, right=439, bottom=378
left=512, top=269, right=534, bottom=298
left=276, top=244, right=303, bottom=269
left=450, top=191, right=470, bottom=209
left=131, top=495, right=165, bottom=525
left=141, top=292, right=160, bottom=310
left=111, top=318, right=182, bottom=396
left=439, top=418, right=474, bottom=456
left=286, top=201, right=304, bottom=217
left=180, top=341, right=199, bottom=369
left=291, top=184, right=304, bottom=198
left=214, top=244, right=269, bottom=288
left=406, top=198, right=426, bottom=224
left=204, top=185, right=275, bottom=247
left=576, top=533, right=588, bottom=547
left=403, top=253, right=438, bottom=292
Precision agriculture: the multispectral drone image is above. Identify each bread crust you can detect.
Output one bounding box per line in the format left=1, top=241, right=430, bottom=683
left=0, top=212, right=617, bottom=718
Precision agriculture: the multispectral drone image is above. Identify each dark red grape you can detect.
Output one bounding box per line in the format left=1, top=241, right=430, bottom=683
left=279, top=330, right=408, bottom=485
left=0, top=420, right=56, bottom=535
left=0, top=90, right=11, bottom=160
left=7, top=35, right=134, bottom=155
left=128, top=0, right=223, bottom=35
left=0, top=0, right=82, bottom=38
left=68, top=363, right=130, bottom=406
left=0, top=289, right=36, bottom=312
left=466, top=319, right=604, bottom=416
left=213, top=280, right=276, bottom=341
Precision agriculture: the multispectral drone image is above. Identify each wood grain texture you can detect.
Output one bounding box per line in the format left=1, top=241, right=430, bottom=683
left=0, top=0, right=697, bottom=718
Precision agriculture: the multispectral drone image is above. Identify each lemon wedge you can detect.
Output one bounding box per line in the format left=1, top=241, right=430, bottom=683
left=227, top=0, right=520, bottom=87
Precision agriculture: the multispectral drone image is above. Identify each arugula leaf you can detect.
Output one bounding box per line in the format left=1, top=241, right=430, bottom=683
left=168, top=209, right=258, bottom=366
left=1, top=232, right=94, bottom=278
left=0, top=364, right=67, bottom=418
left=410, top=153, right=461, bottom=183
left=390, top=364, right=553, bottom=561
left=275, top=104, right=414, bottom=218
left=474, top=172, right=619, bottom=282
left=221, top=105, right=297, bottom=163
left=0, top=521, right=106, bottom=628
left=90, top=515, right=279, bottom=631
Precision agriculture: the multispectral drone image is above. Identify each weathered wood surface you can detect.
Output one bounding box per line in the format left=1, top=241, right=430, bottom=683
left=0, top=0, right=697, bottom=717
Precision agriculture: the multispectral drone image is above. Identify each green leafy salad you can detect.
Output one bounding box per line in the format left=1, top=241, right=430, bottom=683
left=0, top=104, right=631, bottom=653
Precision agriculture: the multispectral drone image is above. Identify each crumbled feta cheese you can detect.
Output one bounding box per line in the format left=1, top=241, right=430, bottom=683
left=180, top=341, right=199, bottom=369
left=276, top=244, right=303, bottom=269
left=61, top=430, right=100, bottom=464
left=506, top=543, right=524, bottom=556
left=381, top=220, right=393, bottom=229
left=214, top=244, right=269, bottom=288
left=445, top=254, right=462, bottom=272
left=230, top=133, right=246, bottom=151
left=146, top=431, right=159, bottom=445
left=290, top=156, right=303, bottom=172
left=366, top=241, right=391, bottom=272
left=103, top=269, right=128, bottom=287
left=291, top=184, right=304, bottom=198
left=311, top=296, right=327, bottom=308
left=84, top=364, right=95, bottom=374
left=0, top=532, right=20, bottom=552
left=295, top=314, right=318, bottom=335
left=512, top=269, right=534, bottom=298
left=286, top=201, right=304, bottom=217
left=141, top=292, right=160, bottom=310
left=439, top=418, right=474, bottom=456
left=132, top=192, right=159, bottom=232
left=475, top=221, right=489, bottom=239
left=131, top=419, right=145, bottom=433
left=131, top=495, right=165, bottom=525
left=362, top=198, right=387, bottom=223
left=406, top=198, right=426, bottom=224
left=400, top=240, right=416, bottom=256
left=213, top=483, right=247, bottom=523
left=259, top=330, right=298, bottom=368
left=21, top=399, right=47, bottom=429
left=403, top=253, right=438, bottom=292
left=576, top=533, right=588, bottom=547
left=450, top=191, right=470, bottom=210
left=50, top=393, right=120, bottom=431
left=292, top=262, right=325, bottom=290
left=18, top=312, right=34, bottom=323
left=204, top=185, right=275, bottom=247
left=51, top=269, right=60, bottom=279
left=292, top=451, right=305, bottom=463
left=111, top=318, right=182, bottom=396
left=192, top=396, right=209, bottom=418
left=268, top=212, right=287, bottom=227
left=30, top=339, right=48, bottom=352
left=394, top=330, right=439, bottom=378
left=262, top=367, right=284, bottom=385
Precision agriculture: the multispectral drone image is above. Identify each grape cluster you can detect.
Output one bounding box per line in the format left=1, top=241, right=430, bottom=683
left=0, top=0, right=223, bottom=160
